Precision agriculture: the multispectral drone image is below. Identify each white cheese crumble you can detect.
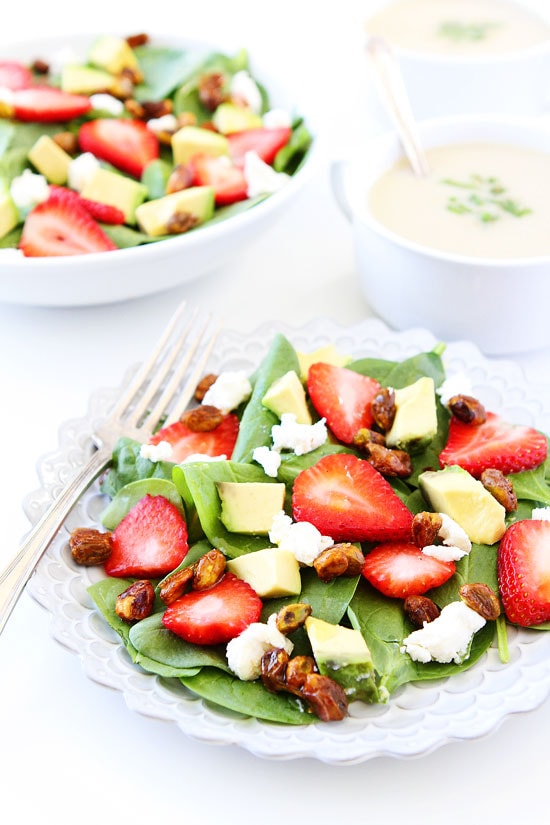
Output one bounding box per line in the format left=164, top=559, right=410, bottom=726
left=201, top=370, right=252, bottom=414
left=532, top=507, right=550, bottom=521
left=401, top=600, right=486, bottom=664
left=271, top=413, right=327, bottom=456
left=0, top=86, right=15, bottom=105
left=226, top=613, right=293, bottom=681
left=422, top=513, right=472, bottom=562
left=230, top=70, right=262, bottom=113
left=68, top=152, right=100, bottom=192
left=90, top=93, right=124, bottom=115
left=146, top=113, right=178, bottom=135
left=243, top=150, right=290, bottom=198
left=139, top=440, right=174, bottom=462
left=262, top=108, right=292, bottom=129
left=252, top=445, right=282, bottom=478
left=10, top=170, right=50, bottom=210
left=269, top=510, right=333, bottom=566
left=436, top=371, right=474, bottom=406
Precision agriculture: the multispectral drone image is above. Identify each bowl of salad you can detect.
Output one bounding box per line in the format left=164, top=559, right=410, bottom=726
left=0, top=32, right=315, bottom=306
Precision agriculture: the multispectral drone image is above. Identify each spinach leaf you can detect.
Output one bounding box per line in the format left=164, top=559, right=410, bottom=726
left=129, top=613, right=230, bottom=675
left=100, top=437, right=174, bottom=497
left=508, top=449, right=550, bottom=506
left=133, top=45, right=206, bottom=101
left=273, top=122, right=313, bottom=174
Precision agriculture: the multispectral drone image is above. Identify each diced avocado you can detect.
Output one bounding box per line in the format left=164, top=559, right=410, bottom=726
left=80, top=167, right=148, bottom=224
left=262, top=370, right=312, bottom=425
left=386, top=376, right=438, bottom=454
left=227, top=548, right=301, bottom=598
left=61, top=64, right=114, bottom=95
left=211, top=102, right=262, bottom=134
left=217, top=481, right=286, bottom=535
left=89, top=34, right=140, bottom=75
left=305, top=616, right=381, bottom=703
left=0, top=191, right=19, bottom=240
left=27, top=134, right=71, bottom=185
left=135, top=186, right=214, bottom=237
left=296, top=344, right=351, bottom=381
left=171, top=125, right=229, bottom=166
left=419, top=465, right=506, bottom=545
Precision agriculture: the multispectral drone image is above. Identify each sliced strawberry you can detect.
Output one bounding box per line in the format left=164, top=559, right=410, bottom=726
left=0, top=60, right=33, bottom=90
left=292, top=453, right=414, bottom=543
left=498, top=519, right=550, bottom=627
left=227, top=126, right=292, bottom=167
left=19, top=196, right=117, bottom=257
left=105, top=494, right=189, bottom=578
left=439, top=411, right=548, bottom=478
left=307, top=362, right=381, bottom=444
left=190, top=154, right=248, bottom=205
left=149, top=414, right=239, bottom=463
left=48, top=184, right=125, bottom=224
left=362, top=541, right=456, bottom=599
left=162, top=571, right=262, bottom=645
left=78, top=118, right=159, bottom=178
left=11, top=86, right=91, bottom=121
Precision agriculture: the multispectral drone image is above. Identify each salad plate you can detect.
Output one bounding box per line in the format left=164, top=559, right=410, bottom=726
left=24, top=316, right=550, bottom=764
left=0, top=32, right=315, bottom=307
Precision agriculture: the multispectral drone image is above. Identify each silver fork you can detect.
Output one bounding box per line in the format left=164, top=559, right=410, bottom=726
left=0, top=301, right=220, bottom=636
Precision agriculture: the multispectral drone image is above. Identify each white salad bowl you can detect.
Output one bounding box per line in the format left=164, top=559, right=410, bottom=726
left=0, top=33, right=317, bottom=307
left=332, top=114, right=550, bottom=355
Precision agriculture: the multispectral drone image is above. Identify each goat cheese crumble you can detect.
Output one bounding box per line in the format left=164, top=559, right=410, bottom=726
left=436, top=371, right=473, bottom=406
left=252, top=445, right=282, bottom=478
left=226, top=613, right=293, bottom=681
left=230, top=70, right=263, bottom=113
left=271, top=413, right=327, bottom=456
left=90, top=93, right=124, bottom=115
left=532, top=507, right=550, bottom=521
left=422, top=513, right=472, bottom=562
left=10, top=169, right=50, bottom=210
left=139, top=441, right=174, bottom=462
left=269, top=511, right=333, bottom=566
left=244, top=150, right=290, bottom=197
left=201, top=370, right=252, bottom=414
left=401, top=600, right=486, bottom=664
left=68, top=152, right=100, bottom=192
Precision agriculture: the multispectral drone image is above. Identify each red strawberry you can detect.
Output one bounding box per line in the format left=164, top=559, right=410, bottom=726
left=48, top=185, right=125, bottom=224
left=78, top=118, right=159, bottom=178
left=307, top=362, right=381, bottom=444
left=362, top=541, right=456, bottom=599
left=292, top=453, right=414, bottom=543
left=190, top=153, right=248, bottom=205
left=0, top=60, right=33, bottom=90
left=162, top=572, right=262, bottom=645
left=498, top=519, right=550, bottom=626
left=105, top=494, right=189, bottom=578
left=440, top=411, right=548, bottom=478
left=149, top=414, right=239, bottom=463
left=227, top=126, right=292, bottom=167
left=19, top=196, right=117, bottom=257
left=11, top=86, right=91, bottom=121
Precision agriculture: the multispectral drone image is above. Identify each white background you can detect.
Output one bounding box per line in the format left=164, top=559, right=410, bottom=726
left=1, top=2, right=550, bottom=823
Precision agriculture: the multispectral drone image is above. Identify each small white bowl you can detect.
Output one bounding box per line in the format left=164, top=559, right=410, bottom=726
left=332, top=114, right=550, bottom=355
left=0, top=33, right=317, bottom=307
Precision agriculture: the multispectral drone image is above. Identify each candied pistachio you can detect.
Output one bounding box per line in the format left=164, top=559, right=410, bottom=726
left=115, top=580, right=155, bottom=622
left=192, top=549, right=226, bottom=590
left=165, top=211, right=199, bottom=235
left=275, top=603, right=312, bottom=635
left=300, top=672, right=348, bottom=722
left=353, top=427, right=386, bottom=449
left=69, top=527, right=112, bottom=566
left=411, top=511, right=443, bottom=548
left=166, top=163, right=193, bottom=195
left=260, top=647, right=290, bottom=693
left=53, top=131, right=78, bottom=155
left=371, top=387, right=396, bottom=432
left=195, top=373, right=218, bottom=402
left=159, top=566, right=194, bottom=605
left=140, top=99, right=173, bottom=120
left=404, top=594, right=440, bottom=628
left=198, top=71, right=228, bottom=111
left=181, top=404, right=223, bottom=432
left=285, top=655, right=317, bottom=693
left=459, top=582, right=501, bottom=621
left=448, top=394, right=487, bottom=425
left=481, top=468, right=518, bottom=512
left=313, top=543, right=365, bottom=582
left=361, top=441, right=413, bottom=478
left=126, top=33, right=149, bottom=48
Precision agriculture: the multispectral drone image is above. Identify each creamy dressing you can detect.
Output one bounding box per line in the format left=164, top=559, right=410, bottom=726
left=365, top=0, right=550, bottom=55
left=368, top=142, right=550, bottom=259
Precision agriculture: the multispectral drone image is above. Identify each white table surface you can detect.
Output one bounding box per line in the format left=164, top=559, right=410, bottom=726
left=1, top=3, right=550, bottom=822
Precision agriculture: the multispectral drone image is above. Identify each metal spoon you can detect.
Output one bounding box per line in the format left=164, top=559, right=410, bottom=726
left=366, top=36, right=430, bottom=177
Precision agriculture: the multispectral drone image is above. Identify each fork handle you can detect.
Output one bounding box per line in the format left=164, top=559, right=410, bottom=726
left=0, top=446, right=111, bottom=636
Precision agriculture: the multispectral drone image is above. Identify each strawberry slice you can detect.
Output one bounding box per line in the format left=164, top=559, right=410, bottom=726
left=0, top=60, right=33, bottom=90
left=362, top=541, right=456, bottom=599
left=11, top=86, right=91, bottom=121
left=78, top=118, right=159, bottom=178
left=227, top=126, right=292, bottom=167
left=292, top=453, right=414, bottom=543
left=162, top=571, right=262, bottom=645
left=498, top=519, right=550, bottom=626
left=19, top=195, right=118, bottom=257
left=307, top=362, right=381, bottom=444
left=48, top=185, right=125, bottom=224
left=439, top=411, right=548, bottom=477
left=149, top=414, right=239, bottom=462
left=105, top=494, right=189, bottom=578
left=190, top=154, right=248, bottom=205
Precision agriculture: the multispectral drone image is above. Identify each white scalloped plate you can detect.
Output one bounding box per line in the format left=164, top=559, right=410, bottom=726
left=25, top=317, right=550, bottom=764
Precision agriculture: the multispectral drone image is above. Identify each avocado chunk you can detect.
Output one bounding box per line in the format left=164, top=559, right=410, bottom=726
left=217, top=480, right=286, bottom=535
left=305, top=616, right=381, bottom=703
left=80, top=167, right=148, bottom=224
left=296, top=344, right=351, bottom=381
left=61, top=65, right=115, bottom=95
left=212, top=102, right=262, bottom=134
left=28, top=134, right=71, bottom=185
left=386, top=376, right=438, bottom=454
left=0, top=191, right=19, bottom=240
left=171, top=125, right=229, bottom=166
left=89, top=34, right=140, bottom=75
left=227, top=548, right=301, bottom=597
left=419, top=465, right=506, bottom=545
left=135, top=186, right=214, bottom=236
left=262, top=370, right=312, bottom=425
